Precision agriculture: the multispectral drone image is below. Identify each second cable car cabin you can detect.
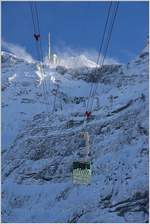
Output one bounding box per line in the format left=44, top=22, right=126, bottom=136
left=72, top=132, right=91, bottom=184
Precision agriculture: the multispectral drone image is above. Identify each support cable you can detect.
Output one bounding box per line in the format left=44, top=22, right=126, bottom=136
left=33, top=2, right=51, bottom=108
left=89, top=2, right=119, bottom=112
left=29, top=2, right=50, bottom=113
left=84, top=1, right=113, bottom=122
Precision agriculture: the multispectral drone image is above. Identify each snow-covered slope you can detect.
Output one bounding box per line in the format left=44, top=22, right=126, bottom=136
left=2, top=41, right=149, bottom=223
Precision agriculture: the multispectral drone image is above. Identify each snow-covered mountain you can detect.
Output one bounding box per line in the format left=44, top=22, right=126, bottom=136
left=59, top=54, right=98, bottom=68
left=2, top=41, right=149, bottom=222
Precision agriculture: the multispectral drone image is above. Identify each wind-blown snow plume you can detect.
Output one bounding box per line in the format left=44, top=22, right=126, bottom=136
left=2, top=40, right=120, bottom=68
left=2, top=40, right=34, bottom=63
left=55, top=47, right=120, bottom=68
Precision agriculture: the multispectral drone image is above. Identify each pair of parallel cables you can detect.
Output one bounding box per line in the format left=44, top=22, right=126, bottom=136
left=29, top=2, right=51, bottom=114
left=84, top=1, right=119, bottom=121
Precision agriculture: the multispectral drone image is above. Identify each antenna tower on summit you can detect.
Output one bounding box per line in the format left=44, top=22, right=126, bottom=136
left=48, top=32, right=51, bottom=62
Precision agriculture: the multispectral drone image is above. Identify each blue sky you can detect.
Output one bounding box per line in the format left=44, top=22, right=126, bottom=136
left=2, top=1, right=149, bottom=63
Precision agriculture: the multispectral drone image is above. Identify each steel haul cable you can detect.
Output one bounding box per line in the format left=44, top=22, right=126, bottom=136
left=33, top=2, right=52, bottom=109
left=34, top=2, right=60, bottom=114
left=84, top=2, right=119, bottom=122
left=35, top=2, right=62, bottom=114
left=34, top=2, right=52, bottom=104
left=85, top=1, right=113, bottom=116
left=89, top=2, right=119, bottom=113
left=30, top=2, right=50, bottom=113
left=29, top=2, right=50, bottom=114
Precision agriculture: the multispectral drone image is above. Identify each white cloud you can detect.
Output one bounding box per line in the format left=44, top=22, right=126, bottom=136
left=2, top=40, right=34, bottom=63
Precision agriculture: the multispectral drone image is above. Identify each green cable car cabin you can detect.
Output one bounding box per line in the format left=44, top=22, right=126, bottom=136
left=72, top=161, right=91, bottom=184
left=72, top=132, right=91, bottom=184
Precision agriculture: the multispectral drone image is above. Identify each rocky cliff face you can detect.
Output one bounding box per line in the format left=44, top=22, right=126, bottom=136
left=2, top=42, right=149, bottom=222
